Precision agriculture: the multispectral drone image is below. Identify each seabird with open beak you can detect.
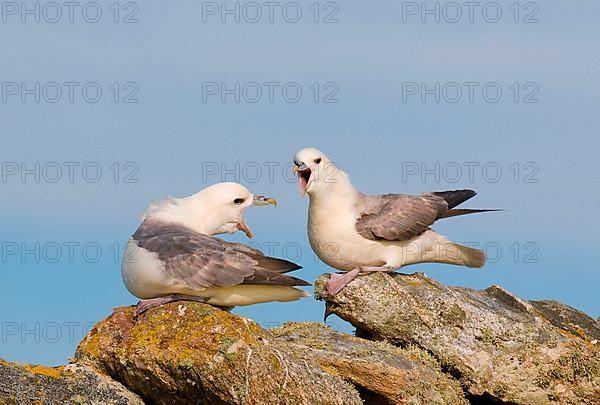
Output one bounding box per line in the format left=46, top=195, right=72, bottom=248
left=122, top=182, right=310, bottom=315
left=293, top=148, right=500, bottom=305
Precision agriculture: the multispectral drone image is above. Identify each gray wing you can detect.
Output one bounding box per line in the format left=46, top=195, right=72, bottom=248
left=133, top=221, right=309, bottom=291
left=355, top=193, right=449, bottom=241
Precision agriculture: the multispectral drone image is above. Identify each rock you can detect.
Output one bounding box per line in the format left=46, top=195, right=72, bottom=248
left=74, top=302, right=467, bottom=404
left=315, top=272, right=600, bottom=404
left=7, top=272, right=598, bottom=404
left=272, top=322, right=467, bottom=404
left=0, top=358, right=143, bottom=404
left=75, top=303, right=362, bottom=405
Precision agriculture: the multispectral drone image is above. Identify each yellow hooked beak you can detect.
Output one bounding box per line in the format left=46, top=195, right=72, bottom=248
left=239, top=195, right=277, bottom=238
left=252, top=195, right=278, bottom=206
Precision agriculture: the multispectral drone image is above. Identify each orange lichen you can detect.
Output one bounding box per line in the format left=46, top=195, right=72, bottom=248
left=23, top=365, right=64, bottom=379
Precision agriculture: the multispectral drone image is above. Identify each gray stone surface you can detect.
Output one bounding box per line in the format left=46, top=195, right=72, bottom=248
left=0, top=359, right=143, bottom=405
left=75, top=303, right=363, bottom=405
left=315, top=272, right=600, bottom=404
left=272, top=322, right=467, bottom=404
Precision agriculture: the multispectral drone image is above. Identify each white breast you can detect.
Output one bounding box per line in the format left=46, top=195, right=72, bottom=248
left=121, top=238, right=174, bottom=299
left=307, top=201, right=389, bottom=271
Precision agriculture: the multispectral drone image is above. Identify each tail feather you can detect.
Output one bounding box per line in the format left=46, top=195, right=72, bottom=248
left=435, top=243, right=486, bottom=268
left=440, top=208, right=503, bottom=219
left=403, top=231, right=486, bottom=268
left=414, top=241, right=486, bottom=268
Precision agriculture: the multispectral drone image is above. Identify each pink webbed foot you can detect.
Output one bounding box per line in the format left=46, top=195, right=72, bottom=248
left=324, top=266, right=395, bottom=320
left=325, top=266, right=395, bottom=296
left=326, top=268, right=361, bottom=295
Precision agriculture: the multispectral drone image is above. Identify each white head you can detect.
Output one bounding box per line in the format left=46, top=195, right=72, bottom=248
left=142, top=182, right=276, bottom=237
left=293, top=147, right=354, bottom=199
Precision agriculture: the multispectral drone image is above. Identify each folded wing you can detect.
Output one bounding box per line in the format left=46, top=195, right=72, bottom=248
left=356, top=193, right=448, bottom=241
left=133, top=221, right=310, bottom=291
left=356, top=189, right=488, bottom=241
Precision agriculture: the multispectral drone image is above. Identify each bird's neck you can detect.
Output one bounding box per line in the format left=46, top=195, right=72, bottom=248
left=142, top=194, right=215, bottom=235
left=309, top=169, right=360, bottom=212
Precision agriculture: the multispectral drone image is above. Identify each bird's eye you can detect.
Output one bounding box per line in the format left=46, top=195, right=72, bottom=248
left=314, top=158, right=322, bottom=164
left=233, top=198, right=245, bottom=205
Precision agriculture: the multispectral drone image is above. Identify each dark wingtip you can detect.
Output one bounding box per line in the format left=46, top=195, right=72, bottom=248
left=286, top=275, right=312, bottom=286
left=283, top=272, right=311, bottom=286
left=455, top=189, right=477, bottom=197
left=433, top=189, right=478, bottom=209
left=435, top=189, right=477, bottom=196
left=260, top=257, right=303, bottom=273
left=280, top=257, right=303, bottom=271
left=284, top=262, right=303, bottom=272
left=440, top=208, right=504, bottom=219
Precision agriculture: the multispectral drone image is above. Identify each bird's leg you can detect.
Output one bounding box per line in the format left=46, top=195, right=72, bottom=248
left=326, top=265, right=394, bottom=296
left=135, top=294, right=209, bottom=316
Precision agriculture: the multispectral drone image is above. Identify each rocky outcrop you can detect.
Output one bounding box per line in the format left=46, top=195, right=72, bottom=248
left=315, top=272, right=600, bottom=404
left=271, top=322, right=466, bottom=404
left=0, top=358, right=143, bottom=404
left=4, top=272, right=598, bottom=404
left=74, top=303, right=359, bottom=404
left=74, top=302, right=465, bottom=404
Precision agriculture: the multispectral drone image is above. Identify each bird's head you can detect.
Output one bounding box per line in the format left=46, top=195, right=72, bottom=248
left=188, top=182, right=277, bottom=238
left=293, top=147, right=340, bottom=197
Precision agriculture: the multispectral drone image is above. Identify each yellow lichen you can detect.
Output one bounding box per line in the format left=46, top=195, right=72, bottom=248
left=319, top=364, right=339, bottom=376
left=536, top=342, right=600, bottom=390
left=23, top=365, right=64, bottom=379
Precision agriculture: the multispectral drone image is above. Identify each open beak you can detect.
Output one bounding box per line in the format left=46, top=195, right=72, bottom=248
left=252, top=195, right=278, bottom=206
left=294, top=161, right=312, bottom=197
left=238, top=195, right=277, bottom=238
left=236, top=218, right=253, bottom=238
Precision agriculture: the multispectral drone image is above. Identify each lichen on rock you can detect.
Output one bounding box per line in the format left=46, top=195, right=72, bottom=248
left=75, top=303, right=363, bottom=404
left=315, top=271, right=600, bottom=404
left=4, top=271, right=598, bottom=404
left=272, top=322, right=467, bottom=404
left=73, top=301, right=470, bottom=404
left=0, top=359, right=143, bottom=404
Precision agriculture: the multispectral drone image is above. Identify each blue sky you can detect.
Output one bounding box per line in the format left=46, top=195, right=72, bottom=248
left=1, top=1, right=599, bottom=365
